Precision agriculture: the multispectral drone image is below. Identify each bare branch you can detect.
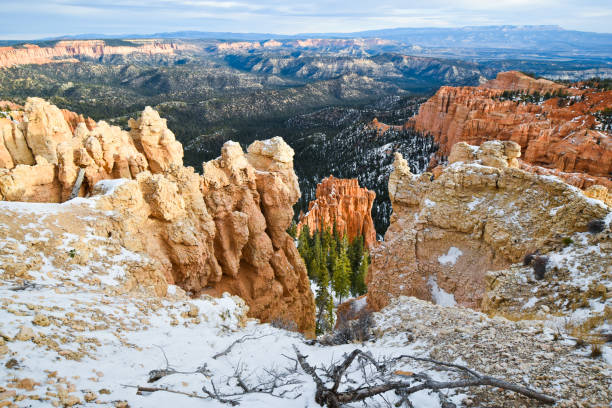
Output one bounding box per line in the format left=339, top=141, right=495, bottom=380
left=213, top=334, right=272, bottom=359
left=293, top=347, right=557, bottom=407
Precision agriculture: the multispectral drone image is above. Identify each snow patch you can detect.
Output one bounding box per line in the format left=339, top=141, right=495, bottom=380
left=428, top=276, right=457, bottom=307
left=438, top=247, right=463, bottom=266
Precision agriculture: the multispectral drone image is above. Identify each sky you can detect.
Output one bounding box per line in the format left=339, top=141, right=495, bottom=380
left=1, top=0, right=611, bottom=40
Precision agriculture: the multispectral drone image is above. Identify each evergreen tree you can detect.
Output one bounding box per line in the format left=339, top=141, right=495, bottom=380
left=287, top=221, right=297, bottom=239
left=297, top=225, right=311, bottom=269
left=332, top=236, right=351, bottom=303
left=348, top=236, right=364, bottom=292
left=315, top=267, right=333, bottom=334
left=353, top=251, right=369, bottom=296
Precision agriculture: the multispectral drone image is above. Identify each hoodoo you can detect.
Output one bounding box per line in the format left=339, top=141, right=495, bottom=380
left=0, top=99, right=315, bottom=335
left=297, top=176, right=377, bottom=248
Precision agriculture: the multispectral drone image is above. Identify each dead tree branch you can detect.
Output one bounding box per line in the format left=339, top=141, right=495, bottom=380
left=213, top=334, right=272, bottom=359
left=293, top=347, right=557, bottom=408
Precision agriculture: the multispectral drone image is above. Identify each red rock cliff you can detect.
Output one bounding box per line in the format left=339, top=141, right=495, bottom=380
left=297, top=176, right=376, bottom=248
left=410, top=71, right=612, bottom=191
left=0, top=40, right=189, bottom=68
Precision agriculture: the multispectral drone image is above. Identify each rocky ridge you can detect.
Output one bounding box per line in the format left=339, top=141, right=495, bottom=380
left=409, top=71, right=612, bottom=191
left=297, top=176, right=376, bottom=248
left=367, top=140, right=611, bottom=320
left=0, top=40, right=189, bottom=68
left=0, top=99, right=315, bottom=334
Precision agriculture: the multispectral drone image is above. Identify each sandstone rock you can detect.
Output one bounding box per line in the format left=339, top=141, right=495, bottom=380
left=32, top=313, right=50, bottom=327
left=409, top=71, right=612, bottom=192
left=297, top=176, right=377, bottom=248
left=129, top=107, right=183, bottom=174
left=0, top=100, right=315, bottom=335
left=14, top=326, right=34, bottom=341
left=367, top=144, right=610, bottom=311
left=481, top=71, right=565, bottom=94
left=0, top=40, right=189, bottom=68
left=584, top=184, right=612, bottom=206
left=23, top=98, right=73, bottom=164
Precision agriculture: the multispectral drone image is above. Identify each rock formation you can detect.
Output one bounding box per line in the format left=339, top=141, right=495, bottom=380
left=0, top=40, right=189, bottom=68
left=409, top=71, right=612, bottom=191
left=297, top=176, right=376, bottom=248
left=0, top=99, right=315, bottom=335
left=367, top=141, right=611, bottom=313
left=215, top=38, right=394, bottom=53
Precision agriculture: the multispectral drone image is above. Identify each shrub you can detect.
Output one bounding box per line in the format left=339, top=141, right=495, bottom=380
left=587, top=219, right=605, bottom=234
left=562, top=237, right=574, bottom=246
left=590, top=343, right=602, bottom=358
left=270, top=317, right=298, bottom=332
left=523, top=252, right=536, bottom=266
left=327, top=311, right=374, bottom=345
left=533, top=256, right=548, bottom=280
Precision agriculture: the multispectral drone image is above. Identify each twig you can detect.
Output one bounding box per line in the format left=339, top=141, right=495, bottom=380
left=122, top=384, right=207, bottom=399
left=213, top=334, right=272, bottom=359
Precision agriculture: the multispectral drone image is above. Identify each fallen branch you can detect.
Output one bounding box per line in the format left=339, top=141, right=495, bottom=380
left=293, top=347, right=557, bottom=408
left=148, top=345, right=210, bottom=383
left=213, top=334, right=272, bottom=359
left=122, top=384, right=208, bottom=399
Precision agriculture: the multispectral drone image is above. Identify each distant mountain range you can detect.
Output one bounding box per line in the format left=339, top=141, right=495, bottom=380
left=25, top=25, right=610, bottom=54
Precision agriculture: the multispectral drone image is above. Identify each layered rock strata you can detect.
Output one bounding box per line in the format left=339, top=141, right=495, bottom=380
left=367, top=141, right=610, bottom=313
left=0, top=40, right=187, bottom=68
left=0, top=99, right=315, bottom=334
left=297, top=176, right=376, bottom=248
left=409, top=71, right=612, bottom=191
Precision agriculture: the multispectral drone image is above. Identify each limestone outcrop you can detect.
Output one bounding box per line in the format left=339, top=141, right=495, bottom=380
left=367, top=141, right=611, bottom=313
left=297, top=176, right=376, bottom=248
left=0, top=99, right=315, bottom=335
left=409, top=71, right=612, bottom=191
left=0, top=40, right=188, bottom=68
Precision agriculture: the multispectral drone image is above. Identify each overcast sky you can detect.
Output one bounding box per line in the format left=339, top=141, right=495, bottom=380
left=1, top=0, right=611, bottom=40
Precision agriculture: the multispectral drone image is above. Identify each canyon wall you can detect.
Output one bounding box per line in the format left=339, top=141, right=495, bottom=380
left=0, top=40, right=188, bottom=68
left=367, top=141, right=610, bottom=312
left=409, top=71, right=612, bottom=191
left=297, top=176, right=376, bottom=248
left=0, top=99, right=315, bottom=335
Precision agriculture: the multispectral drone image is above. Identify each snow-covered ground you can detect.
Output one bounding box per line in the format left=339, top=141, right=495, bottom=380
left=0, top=197, right=609, bottom=407
left=0, top=279, right=466, bottom=407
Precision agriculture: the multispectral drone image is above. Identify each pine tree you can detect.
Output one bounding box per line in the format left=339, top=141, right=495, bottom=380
left=315, top=268, right=333, bottom=334
left=332, top=236, right=351, bottom=303
left=297, top=225, right=312, bottom=270
left=353, top=251, right=369, bottom=296
left=287, top=221, right=297, bottom=239
left=348, top=235, right=364, bottom=294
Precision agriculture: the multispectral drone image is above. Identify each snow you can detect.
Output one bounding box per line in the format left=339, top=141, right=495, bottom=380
left=0, top=278, right=463, bottom=408
left=428, top=276, right=458, bottom=307
left=91, top=178, right=129, bottom=195
left=424, top=198, right=436, bottom=207
left=438, top=247, right=463, bottom=266
left=467, top=197, right=484, bottom=210
left=522, top=297, right=538, bottom=310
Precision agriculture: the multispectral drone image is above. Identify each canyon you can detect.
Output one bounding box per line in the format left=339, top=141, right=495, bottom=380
left=297, top=176, right=376, bottom=248
left=0, top=98, right=315, bottom=335
left=408, top=71, right=612, bottom=191
left=0, top=40, right=188, bottom=68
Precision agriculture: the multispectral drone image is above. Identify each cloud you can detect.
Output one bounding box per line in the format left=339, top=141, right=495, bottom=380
left=0, top=0, right=610, bottom=39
